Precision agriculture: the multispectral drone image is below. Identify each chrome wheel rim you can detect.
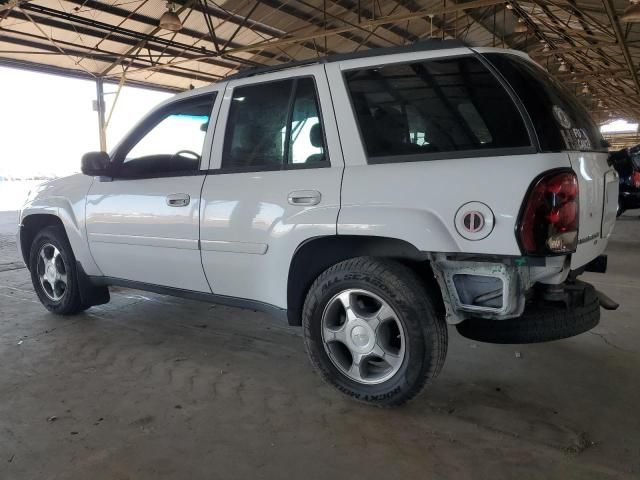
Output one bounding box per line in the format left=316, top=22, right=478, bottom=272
left=37, top=243, right=67, bottom=302
left=321, top=289, right=406, bottom=385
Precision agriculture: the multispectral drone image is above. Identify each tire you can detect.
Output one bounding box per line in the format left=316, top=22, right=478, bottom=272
left=29, top=225, right=86, bottom=315
left=302, top=257, right=447, bottom=407
left=456, top=283, right=600, bottom=344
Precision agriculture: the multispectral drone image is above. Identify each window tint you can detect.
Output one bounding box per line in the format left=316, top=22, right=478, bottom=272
left=631, top=151, right=640, bottom=171
left=289, top=79, right=325, bottom=164
left=222, top=78, right=326, bottom=170
left=118, top=95, right=215, bottom=177
left=485, top=53, right=605, bottom=152
left=344, top=56, right=531, bottom=161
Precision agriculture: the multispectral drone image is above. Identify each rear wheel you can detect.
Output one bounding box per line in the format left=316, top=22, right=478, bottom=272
left=302, top=257, right=447, bottom=406
left=29, top=226, right=85, bottom=315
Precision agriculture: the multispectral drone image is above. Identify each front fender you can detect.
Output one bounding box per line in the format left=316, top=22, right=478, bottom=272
left=19, top=175, right=102, bottom=276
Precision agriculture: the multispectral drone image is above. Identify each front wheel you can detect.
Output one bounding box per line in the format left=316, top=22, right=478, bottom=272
left=29, top=226, right=86, bottom=315
left=302, top=257, right=447, bottom=406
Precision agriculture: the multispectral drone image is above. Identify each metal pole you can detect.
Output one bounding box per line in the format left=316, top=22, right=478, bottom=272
left=602, top=0, right=640, bottom=95
left=95, top=78, right=107, bottom=152
left=104, top=74, right=126, bottom=131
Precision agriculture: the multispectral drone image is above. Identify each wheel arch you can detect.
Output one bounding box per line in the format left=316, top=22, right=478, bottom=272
left=286, top=235, right=443, bottom=326
left=20, top=213, right=66, bottom=267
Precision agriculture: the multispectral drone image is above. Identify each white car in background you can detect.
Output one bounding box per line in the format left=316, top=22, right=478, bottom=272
left=17, top=41, right=619, bottom=406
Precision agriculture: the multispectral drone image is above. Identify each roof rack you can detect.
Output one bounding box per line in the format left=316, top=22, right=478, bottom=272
left=225, top=39, right=467, bottom=80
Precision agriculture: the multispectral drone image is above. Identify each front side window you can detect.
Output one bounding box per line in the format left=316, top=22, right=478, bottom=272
left=222, top=77, right=326, bottom=170
left=344, top=56, right=531, bottom=162
left=117, top=94, right=215, bottom=177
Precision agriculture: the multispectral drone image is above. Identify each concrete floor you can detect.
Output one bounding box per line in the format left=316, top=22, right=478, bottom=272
left=0, top=210, right=638, bottom=480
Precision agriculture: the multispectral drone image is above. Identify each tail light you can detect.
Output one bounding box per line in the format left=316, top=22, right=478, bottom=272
left=633, top=171, right=640, bottom=189
left=518, top=170, right=579, bottom=255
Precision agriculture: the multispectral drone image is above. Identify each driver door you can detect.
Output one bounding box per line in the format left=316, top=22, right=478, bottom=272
left=85, top=91, right=220, bottom=292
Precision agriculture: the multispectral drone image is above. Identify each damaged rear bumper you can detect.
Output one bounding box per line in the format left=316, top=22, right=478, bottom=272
left=455, top=280, right=603, bottom=344
left=429, top=253, right=617, bottom=324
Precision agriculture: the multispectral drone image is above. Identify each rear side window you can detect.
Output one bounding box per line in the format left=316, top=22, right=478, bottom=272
left=484, top=53, right=605, bottom=152
left=344, top=56, right=531, bottom=162
left=289, top=79, right=325, bottom=164
left=222, top=77, right=327, bottom=170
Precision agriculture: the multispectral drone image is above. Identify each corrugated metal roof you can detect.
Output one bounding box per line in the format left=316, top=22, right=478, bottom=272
left=1, top=0, right=640, bottom=146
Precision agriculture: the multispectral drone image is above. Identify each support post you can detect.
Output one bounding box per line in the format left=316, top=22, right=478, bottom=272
left=95, top=77, right=107, bottom=152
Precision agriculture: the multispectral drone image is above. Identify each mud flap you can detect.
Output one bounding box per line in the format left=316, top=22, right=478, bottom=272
left=76, top=261, right=110, bottom=307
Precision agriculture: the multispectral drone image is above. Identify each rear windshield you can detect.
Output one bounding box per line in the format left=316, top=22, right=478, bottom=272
left=343, top=56, right=532, bottom=163
left=484, top=53, right=606, bottom=153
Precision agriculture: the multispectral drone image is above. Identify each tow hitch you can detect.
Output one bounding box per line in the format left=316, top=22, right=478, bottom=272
left=543, top=280, right=619, bottom=311
left=595, top=289, right=619, bottom=311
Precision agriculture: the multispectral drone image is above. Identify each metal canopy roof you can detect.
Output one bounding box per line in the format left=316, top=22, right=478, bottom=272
left=1, top=0, right=640, bottom=148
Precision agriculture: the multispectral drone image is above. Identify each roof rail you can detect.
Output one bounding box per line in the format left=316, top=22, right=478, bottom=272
left=225, top=39, right=467, bottom=80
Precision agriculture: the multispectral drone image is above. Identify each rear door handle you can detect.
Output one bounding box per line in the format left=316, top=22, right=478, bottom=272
left=166, top=193, right=190, bottom=207
left=288, top=190, right=321, bottom=206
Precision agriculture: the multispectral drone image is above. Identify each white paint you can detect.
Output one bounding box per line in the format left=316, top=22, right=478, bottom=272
left=17, top=46, right=620, bottom=316
left=567, top=151, right=617, bottom=269
left=200, top=65, right=344, bottom=307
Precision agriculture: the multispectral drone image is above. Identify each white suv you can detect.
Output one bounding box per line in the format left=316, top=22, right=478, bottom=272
left=17, top=41, right=619, bottom=405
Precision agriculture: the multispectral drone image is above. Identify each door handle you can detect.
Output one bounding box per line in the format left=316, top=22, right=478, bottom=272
left=166, top=193, right=190, bottom=207
left=288, top=190, right=321, bottom=206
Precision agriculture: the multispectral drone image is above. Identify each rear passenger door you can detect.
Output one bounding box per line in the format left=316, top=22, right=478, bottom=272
left=200, top=66, right=344, bottom=309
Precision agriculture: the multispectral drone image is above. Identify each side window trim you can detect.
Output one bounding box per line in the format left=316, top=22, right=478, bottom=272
left=283, top=80, right=297, bottom=165
left=103, top=169, right=204, bottom=181
left=342, top=54, right=534, bottom=164
left=111, top=92, right=217, bottom=179
left=367, top=145, right=537, bottom=165
left=218, top=75, right=330, bottom=173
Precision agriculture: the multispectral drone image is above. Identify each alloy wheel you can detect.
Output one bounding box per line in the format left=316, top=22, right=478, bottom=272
left=37, top=243, right=68, bottom=302
left=321, top=289, right=406, bottom=385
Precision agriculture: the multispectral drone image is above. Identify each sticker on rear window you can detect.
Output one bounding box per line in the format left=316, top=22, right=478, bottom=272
left=560, top=127, right=593, bottom=151
left=552, top=105, right=572, bottom=129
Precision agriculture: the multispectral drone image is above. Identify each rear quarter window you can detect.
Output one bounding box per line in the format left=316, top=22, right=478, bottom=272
left=484, top=53, right=606, bottom=153
left=343, top=55, right=532, bottom=163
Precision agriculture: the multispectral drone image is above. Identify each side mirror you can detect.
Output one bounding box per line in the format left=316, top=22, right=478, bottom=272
left=81, top=151, right=111, bottom=176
